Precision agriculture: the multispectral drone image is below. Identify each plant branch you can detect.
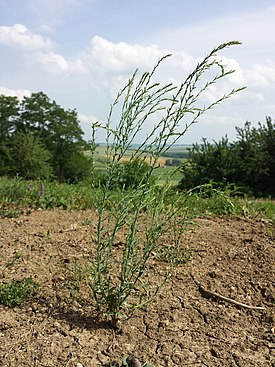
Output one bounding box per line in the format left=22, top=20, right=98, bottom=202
left=191, top=275, right=266, bottom=310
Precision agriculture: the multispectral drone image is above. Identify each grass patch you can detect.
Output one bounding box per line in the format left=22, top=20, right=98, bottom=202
left=0, top=277, right=39, bottom=307
left=1, top=176, right=275, bottom=222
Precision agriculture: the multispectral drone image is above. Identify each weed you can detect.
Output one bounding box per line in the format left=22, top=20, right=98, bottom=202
left=157, top=245, right=192, bottom=265
left=0, top=277, right=39, bottom=307
left=7, top=249, right=24, bottom=266
left=82, top=218, right=93, bottom=226
left=0, top=177, right=99, bottom=214
left=65, top=259, right=93, bottom=302
left=88, top=41, right=244, bottom=327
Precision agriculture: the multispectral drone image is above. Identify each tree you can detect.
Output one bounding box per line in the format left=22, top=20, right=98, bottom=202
left=0, top=95, right=20, bottom=175
left=9, top=133, right=53, bottom=180
left=234, top=117, right=275, bottom=195
left=62, top=151, right=92, bottom=183
left=0, top=92, right=90, bottom=182
left=178, top=117, right=275, bottom=197
left=46, top=103, right=88, bottom=182
left=0, top=95, right=19, bottom=139
left=178, top=136, right=236, bottom=189
left=17, top=92, right=52, bottom=135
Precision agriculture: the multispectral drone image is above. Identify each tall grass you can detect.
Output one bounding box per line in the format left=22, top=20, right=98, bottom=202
left=0, top=177, right=99, bottom=216
left=87, top=41, right=246, bottom=326
left=1, top=177, right=274, bottom=221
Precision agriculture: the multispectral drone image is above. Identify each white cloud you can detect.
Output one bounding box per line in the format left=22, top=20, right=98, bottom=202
left=0, top=24, right=272, bottom=144
left=74, top=36, right=274, bottom=121
left=0, top=24, right=53, bottom=51
left=78, top=113, right=100, bottom=141
left=88, top=36, right=167, bottom=74
left=0, top=23, right=87, bottom=74
left=245, top=62, right=275, bottom=87
left=31, top=51, right=88, bottom=74
left=37, top=24, right=55, bottom=34
left=80, top=36, right=199, bottom=98
left=0, top=85, right=32, bottom=100
left=79, top=113, right=98, bottom=125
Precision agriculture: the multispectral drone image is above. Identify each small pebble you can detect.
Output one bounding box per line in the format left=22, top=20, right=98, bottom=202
left=126, top=355, right=142, bottom=367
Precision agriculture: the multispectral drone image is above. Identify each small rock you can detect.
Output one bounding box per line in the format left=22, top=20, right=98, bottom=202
left=126, top=355, right=142, bottom=367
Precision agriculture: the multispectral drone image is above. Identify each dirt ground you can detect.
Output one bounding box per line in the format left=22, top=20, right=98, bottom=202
left=0, top=209, right=274, bottom=367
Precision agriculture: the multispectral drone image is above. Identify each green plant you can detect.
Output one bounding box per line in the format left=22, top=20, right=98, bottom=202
left=87, top=41, right=244, bottom=327
left=9, top=132, right=53, bottom=180
left=179, top=117, right=275, bottom=197
left=157, top=245, right=192, bottom=265
left=82, top=218, right=93, bottom=226
left=0, top=91, right=88, bottom=183
left=0, top=277, right=39, bottom=307
left=1, top=249, right=25, bottom=277
left=106, top=159, right=155, bottom=191
left=65, top=259, right=93, bottom=302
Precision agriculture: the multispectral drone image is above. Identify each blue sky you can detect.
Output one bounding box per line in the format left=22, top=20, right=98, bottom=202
left=0, top=0, right=274, bottom=143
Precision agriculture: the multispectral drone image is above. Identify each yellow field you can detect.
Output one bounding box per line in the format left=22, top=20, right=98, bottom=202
left=118, top=155, right=166, bottom=167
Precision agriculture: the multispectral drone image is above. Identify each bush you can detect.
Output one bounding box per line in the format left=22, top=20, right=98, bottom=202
left=0, top=277, right=39, bottom=307
left=178, top=137, right=235, bottom=189
left=63, top=151, right=92, bottom=183
left=9, top=133, right=53, bottom=180
left=107, top=159, right=154, bottom=190
left=178, top=117, right=275, bottom=197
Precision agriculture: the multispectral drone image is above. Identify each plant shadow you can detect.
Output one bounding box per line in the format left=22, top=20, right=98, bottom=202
left=51, top=305, right=113, bottom=331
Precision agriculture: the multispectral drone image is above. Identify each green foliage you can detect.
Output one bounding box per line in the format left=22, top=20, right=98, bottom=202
left=162, top=151, right=189, bottom=159
left=0, top=92, right=89, bottom=183
left=182, top=182, right=243, bottom=216
left=178, top=117, right=275, bottom=197
left=0, top=95, right=20, bottom=175
left=235, top=117, right=275, bottom=196
left=179, top=136, right=235, bottom=189
left=65, top=260, right=93, bottom=302
left=86, top=41, right=244, bottom=327
left=9, top=133, right=53, bottom=180
left=0, top=277, right=39, bottom=307
left=1, top=176, right=275, bottom=221
left=62, top=150, right=92, bottom=183
left=0, top=95, right=19, bottom=139
left=0, top=177, right=99, bottom=216
left=107, top=159, right=154, bottom=190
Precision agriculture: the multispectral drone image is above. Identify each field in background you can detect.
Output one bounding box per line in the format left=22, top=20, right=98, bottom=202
left=87, top=144, right=191, bottom=184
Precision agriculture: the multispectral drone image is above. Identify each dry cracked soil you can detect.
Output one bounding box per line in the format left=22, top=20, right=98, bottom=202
left=0, top=209, right=274, bottom=367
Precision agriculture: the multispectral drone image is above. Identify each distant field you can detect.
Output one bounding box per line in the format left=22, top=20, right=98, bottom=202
left=85, top=144, right=191, bottom=184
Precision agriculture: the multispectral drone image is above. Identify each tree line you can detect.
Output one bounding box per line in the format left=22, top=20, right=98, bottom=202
left=178, top=117, right=275, bottom=197
left=1, top=91, right=274, bottom=197
left=0, top=92, right=90, bottom=183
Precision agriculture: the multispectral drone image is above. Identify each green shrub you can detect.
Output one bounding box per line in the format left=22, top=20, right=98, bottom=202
left=0, top=277, right=39, bottom=307
left=178, top=117, right=275, bottom=197
left=106, top=159, right=154, bottom=191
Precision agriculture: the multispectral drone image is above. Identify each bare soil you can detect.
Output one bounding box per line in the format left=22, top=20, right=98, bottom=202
left=0, top=209, right=274, bottom=367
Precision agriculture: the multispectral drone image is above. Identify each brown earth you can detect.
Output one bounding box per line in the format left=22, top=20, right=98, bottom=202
left=0, top=209, right=274, bottom=367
